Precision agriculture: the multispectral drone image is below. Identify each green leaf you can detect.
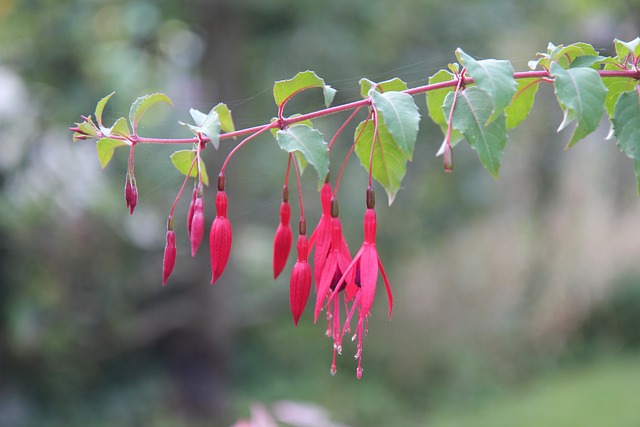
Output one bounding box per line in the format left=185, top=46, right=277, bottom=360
left=612, top=90, right=640, bottom=159
left=276, top=124, right=329, bottom=186
left=96, top=137, right=127, bottom=169
left=456, top=48, right=517, bottom=123
left=213, top=103, right=235, bottom=134
left=95, top=92, right=115, bottom=128
left=78, top=119, right=99, bottom=137
left=273, top=70, right=336, bottom=108
left=529, top=42, right=599, bottom=70
left=170, top=150, right=210, bottom=186
left=129, top=93, right=173, bottom=132
left=569, top=55, right=608, bottom=69
left=182, top=107, right=221, bottom=149
left=426, top=69, right=463, bottom=145
left=443, top=87, right=507, bottom=177
left=354, top=119, right=407, bottom=205
left=359, top=77, right=407, bottom=98
left=293, top=151, right=308, bottom=176
left=370, top=90, right=420, bottom=160
left=603, top=64, right=637, bottom=120
left=505, top=78, right=540, bottom=129
left=550, top=62, right=607, bottom=147
left=614, top=38, right=640, bottom=62
left=109, top=117, right=130, bottom=137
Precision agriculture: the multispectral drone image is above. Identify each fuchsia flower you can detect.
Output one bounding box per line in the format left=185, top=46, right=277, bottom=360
left=330, top=186, right=393, bottom=379
left=313, top=197, right=353, bottom=375
left=124, top=173, right=138, bottom=215
left=309, top=181, right=333, bottom=285
left=186, top=184, right=197, bottom=238
left=162, top=218, right=177, bottom=286
left=273, top=186, right=293, bottom=279
left=210, top=175, right=232, bottom=284
left=289, top=219, right=311, bottom=326
left=190, top=193, right=205, bottom=257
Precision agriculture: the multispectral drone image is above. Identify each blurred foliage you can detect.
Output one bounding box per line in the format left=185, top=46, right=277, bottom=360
left=1, top=0, right=640, bottom=426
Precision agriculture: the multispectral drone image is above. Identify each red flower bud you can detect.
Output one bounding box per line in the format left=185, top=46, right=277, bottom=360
left=186, top=185, right=197, bottom=238
left=190, top=195, right=205, bottom=257
left=273, top=199, right=292, bottom=279
left=290, top=233, right=311, bottom=326
left=209, top=190, right=232, bottom=284
left=162, top=222, right=177, bottom=286
left=124, top=174, right=138, bottom=215
left=443, top=143, right=453, bottom=173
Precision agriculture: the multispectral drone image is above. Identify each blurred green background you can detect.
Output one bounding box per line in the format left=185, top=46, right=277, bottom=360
left=1, top=0, right=640, bottom=426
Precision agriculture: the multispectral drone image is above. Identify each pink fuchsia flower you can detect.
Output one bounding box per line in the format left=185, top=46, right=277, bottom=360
left=124, top=173, right=138, bottom=215
left=186, top=184, right=197, bottom=238
left=313, top=198, right=353, bottom=375
left=309, top=181, right=333, bottom=285
left=210, top=175, right=232, bottom=284
left=289, top=219, right=311, bottom=326
left=162, top=217, right=177, bottom=286
left=332, top=187, right=393, bottom=379
left=273, top=186, right=293, bottom=279
left=190, top=190, right=205, bottom=257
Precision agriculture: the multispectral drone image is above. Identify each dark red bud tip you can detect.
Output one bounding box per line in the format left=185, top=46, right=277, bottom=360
left=162, top=229, right=177, bottom=286
left=443, top=143, right=453, bottom=173
left=366, top=185, right=375, bottom=209
left=217, top=173, right=225, bottom=191
left=298, top=217, right=307, bottom=236
left=330, top=197, right=339, bottom=218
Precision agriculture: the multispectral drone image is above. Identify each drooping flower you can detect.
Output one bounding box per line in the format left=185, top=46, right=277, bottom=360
left=289, top=219, right=311, bottom=325
left=162, top=217, right=177, bottom=286
left=124, top=173, right=138, bottom=215
left=186, top=184, right=197, bottom=238
left=210, top=175, right=232, bottom=284
left=309, top=181, right=333, bottom=285
left=190, top=192, right=205, bottom=257
left=273, top=185, right=293, bottom=279
left=331, top=186, right=393, bottom=379
left=313, top=197, right=353, bottom=374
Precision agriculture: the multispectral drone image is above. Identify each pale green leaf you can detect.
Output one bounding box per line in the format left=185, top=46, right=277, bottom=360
left=456, top=48, right=517, bottom=123
left=109, top=117, right=130, bottom=137
left=276, top=124, right=329, bottom=187
left=213, top=103, right=235, bottom=134
left=370, top=90, right=420, bottom=160
left=554, top=43, right=599, bottom=68
left=426, top=69, right=463, bottom=145
left=569, top=55, right=607, bottom=69
left=443, top=87, right=507, bottom=177
left=354, top=119, right=408, bottom=205
left=170, top=150, right=209, bottom=186
left=95, top=92, right=115, bottom=128
left=293, top=151, right=308, bottom=176
left=129, top=93, right=173, bottom=131
left=185, top=107, right=221, bottom=149
left=273, top=70, right=336, bottom=108
left=359, top=77, right=407, bottom=98
left=603, top=64, right=637, bottom=119
left=78, top=119, right=98, bottom=137
left=612, top=90, right=640, bottom=159
left=550, top=62, right=607, bottom=147
left=614, top=38, right=640, bottom=62
left=505, top=78, right=540, bottom=129
left=96, top=137, right=127, bottom=169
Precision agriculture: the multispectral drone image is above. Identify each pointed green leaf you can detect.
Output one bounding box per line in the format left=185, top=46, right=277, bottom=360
left=612, top=90, right=640, bottom=159
left=170, top=150, right=209, bottom=186
left=359, top=77, right=407, bottom=98
left=505, top=78, right=540, bottom=129
left=443, top=87, right=507, bottom=177
left=603, top=64, right=638, bottom=119
left=427, top=69, right=463, bottom=144
left=213, top=103, right=235, bottom=134
left=354, top=119, right=407, bottom=205
left=273, top=70, right=336, bottom=108
left=109, top=117, right=130, bottom=137
left=569, top=55, right=608, bottom=69
left=550, top=62, right=607, bottom=147
left=293, top=151, right=308, bottom=176
left=96, top=137, right=127, bottom=169
left=276, top=124, right=329, bottom=186
left=78, top=119, right=99, bottom=137
left=554, top=43, right=599, bottom=68
left=370, top=90, right=420, bottom=160
left=129, top=93, right=173, bottom=131
left=95, top=92, right=115, bottom=128
left=456, top=48, right=517, bottom=123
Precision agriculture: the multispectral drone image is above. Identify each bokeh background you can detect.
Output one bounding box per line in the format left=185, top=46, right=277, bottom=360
left=1, top=0, right=640, bottom=426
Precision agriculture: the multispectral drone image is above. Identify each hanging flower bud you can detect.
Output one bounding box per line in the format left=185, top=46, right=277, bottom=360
left=443, top=143, right=453, bottom=173
left=124, top=173, right=138, bottom=214
left=273, top=185, right=293, bottom=279
left=190, top=193, right=205, bottom=257
left=186, top=184, right=197, bottom=238
left=289, top=220, right=311, bottom=325
left=310, top=181, right=333, bottom=285
left=210, top=175, right=232, bottom=284
left=162, top=217, right=177, bottom=286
